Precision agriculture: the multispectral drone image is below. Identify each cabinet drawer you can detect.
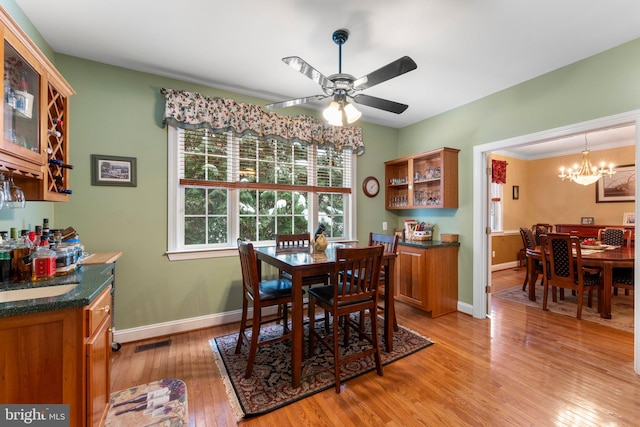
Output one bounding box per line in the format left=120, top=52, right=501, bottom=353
left=85, top=286, right=112, bottom=337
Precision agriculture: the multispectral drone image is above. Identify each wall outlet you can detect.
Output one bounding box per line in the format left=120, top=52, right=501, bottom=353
left=382, top=222, right=388, bottom=230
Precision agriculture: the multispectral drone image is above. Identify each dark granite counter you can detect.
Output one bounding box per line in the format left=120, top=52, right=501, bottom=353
left=398, top=239, right=460, bottom=249
left=0, top=263, right=115, bottom=318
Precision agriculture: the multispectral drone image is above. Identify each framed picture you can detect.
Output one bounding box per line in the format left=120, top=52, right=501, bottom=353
left=622, top=212, right=635, bottom=226
left=512, top=185, right=519, bottom=200
left=581, top=217, right=594, bottom=225
left=596, top=164, right=635, bottom=203
left=91, top=154, right=137, bottom=187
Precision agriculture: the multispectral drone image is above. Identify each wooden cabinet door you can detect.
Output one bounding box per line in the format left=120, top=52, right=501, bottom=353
left=85, top=286, right=112, bottom=427
left=86, top=313, right=111, bottom=427
left=424, top=246, right=459, bottom=317
left=396, top=245, right=426, bottom=308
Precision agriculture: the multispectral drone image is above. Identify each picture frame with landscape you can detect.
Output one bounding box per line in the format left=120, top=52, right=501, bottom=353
left=91, top=154, right=137, bottom=187
left=596, top=164, right=635, bottom=203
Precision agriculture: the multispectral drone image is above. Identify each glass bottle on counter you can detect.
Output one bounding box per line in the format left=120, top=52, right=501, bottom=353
left=12, top=230, right=32, bottom=282
left=31, top=243, right=56, bottom=282
left=0, top=230, right=13, bottom=283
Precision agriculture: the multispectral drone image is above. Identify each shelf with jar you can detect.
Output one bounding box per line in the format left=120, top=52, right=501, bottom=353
left=0, top=6, right=74, bottom=202
left=384, top=147, right=459, bottom=210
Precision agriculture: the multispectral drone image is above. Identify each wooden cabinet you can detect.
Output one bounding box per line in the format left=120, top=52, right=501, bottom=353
left=385, top=147, right=459, bottom=209
left=555, top=223, right=635, bottom=243
left=86, top=285, right=112, bottom=427
left=0, top=284, right=112, bottom=427
left=0, top=6, right=74, bottom=201
left=395, top=242, right=459, bottom=317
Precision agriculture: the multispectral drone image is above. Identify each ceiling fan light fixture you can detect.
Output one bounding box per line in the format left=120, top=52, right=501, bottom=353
left=343, top=102, right=362, bottom=124
left=323, top=101, right=343, bottom=126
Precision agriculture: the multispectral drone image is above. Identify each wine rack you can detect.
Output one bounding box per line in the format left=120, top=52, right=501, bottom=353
left=0, top=6, right=74, bottom=201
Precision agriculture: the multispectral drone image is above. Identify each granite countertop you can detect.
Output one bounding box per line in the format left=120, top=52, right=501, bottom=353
left=398, top=238, right=460, bottom=249
left=0, top=263, right=115, bottom=318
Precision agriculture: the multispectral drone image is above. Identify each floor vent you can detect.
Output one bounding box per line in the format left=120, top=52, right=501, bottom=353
left=134, top=339, right=171, bottom=353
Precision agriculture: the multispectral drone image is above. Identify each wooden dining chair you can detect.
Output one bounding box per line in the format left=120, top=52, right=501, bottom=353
left=540, top=233, right=603, bottom=320
left=520, top=227, right=543, bottom=291
left=597, top=228, right=629, bottom=247
left=275, top=232, right=330, bottom=322
left=612, top=268, right=634, bottom=304
left=369, top=232, right=399, bottom=331
left=532, top=224, right=553, bottom=246
left=235, top=239, right=293, bottom=378
left=308, top=245, right=384, bottom=393
left=275, top=232, right=330, bottom=287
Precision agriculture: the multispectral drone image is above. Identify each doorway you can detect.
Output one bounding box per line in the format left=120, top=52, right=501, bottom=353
left=472, top=109, right=640, bottom=373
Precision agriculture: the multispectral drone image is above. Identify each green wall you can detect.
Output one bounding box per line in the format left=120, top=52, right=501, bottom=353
left=398, top=38, right=640, bottom=303
left=50, top=55, right=397, bottom=329
left=3, top=0, right=640, bottom=329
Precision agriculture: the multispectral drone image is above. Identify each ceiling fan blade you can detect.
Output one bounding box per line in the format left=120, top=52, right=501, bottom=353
left=265, top=95, right=328, bottom=110
left=353, top=56, right=417, bottom=90
left=282, top=56, right=332, bottom=88
left=352, top=94, right=409, bottom=114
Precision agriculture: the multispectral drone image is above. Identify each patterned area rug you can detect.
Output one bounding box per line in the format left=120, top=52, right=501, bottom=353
left=104, top=378, right=188, bottom=426
left=494, top=284, right=634, bottom=332
left=210, top=316, right=434, bottom=419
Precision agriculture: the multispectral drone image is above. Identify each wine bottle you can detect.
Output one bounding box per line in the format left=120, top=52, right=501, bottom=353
left=56, top=187, right=72, bottom=194
left=48, top=158, right=73, bottom=169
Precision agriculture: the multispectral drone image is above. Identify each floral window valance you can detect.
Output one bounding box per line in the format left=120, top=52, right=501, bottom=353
left=161, top=88, right=364, bottom=155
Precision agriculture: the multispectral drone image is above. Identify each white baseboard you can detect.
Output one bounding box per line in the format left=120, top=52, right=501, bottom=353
left=491, top=261, right=520, bottom=272
left=112, top=306, right=277, bottom=344
left=113, top=300, right=475, bottom=345
left=457, top=301, right=473, bottom=315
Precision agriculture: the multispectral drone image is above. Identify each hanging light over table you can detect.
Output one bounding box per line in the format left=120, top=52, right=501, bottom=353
left=558, top=134, right=615, bottom=186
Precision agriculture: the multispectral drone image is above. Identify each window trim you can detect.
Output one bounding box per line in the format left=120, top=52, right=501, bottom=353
left=166, top=126, right=357, bottom=260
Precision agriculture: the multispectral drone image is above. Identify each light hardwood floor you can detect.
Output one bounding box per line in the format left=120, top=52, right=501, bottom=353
left=110, top=266, right=639, bottom=426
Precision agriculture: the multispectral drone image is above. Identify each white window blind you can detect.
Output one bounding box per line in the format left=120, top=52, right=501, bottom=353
left=168, top=126, right=354, bottom=255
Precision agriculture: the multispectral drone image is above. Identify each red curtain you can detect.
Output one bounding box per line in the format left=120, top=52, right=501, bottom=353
left=492, top=159, right=507, bottom=184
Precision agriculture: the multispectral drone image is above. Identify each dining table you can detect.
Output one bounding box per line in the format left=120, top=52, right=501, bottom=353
left=253, top=241, right=397, bottom=388
left=526, top=244, right=634, bottom=319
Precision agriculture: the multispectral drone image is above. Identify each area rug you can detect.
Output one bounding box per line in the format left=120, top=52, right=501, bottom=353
left=494, top=284, right=634, bottom=332
left=104, top=378, right=188, bottom=426
left=210, top=316, right=434, bottom=420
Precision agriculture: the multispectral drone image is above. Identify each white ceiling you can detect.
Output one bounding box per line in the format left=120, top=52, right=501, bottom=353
left=14, top=0, right=640, bottom=157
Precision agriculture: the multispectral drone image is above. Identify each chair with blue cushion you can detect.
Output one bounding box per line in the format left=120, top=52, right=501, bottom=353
left=275, top=232, right=330, bottom=324
left=235, top=239, right=293, bottom=378
left=308, top=245, right=384, bottom=393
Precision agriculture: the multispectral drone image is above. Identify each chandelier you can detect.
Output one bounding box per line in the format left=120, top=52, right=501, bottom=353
left=323, top=93, right=361, bottom=126
left=558, top=134, right=615, bottom=186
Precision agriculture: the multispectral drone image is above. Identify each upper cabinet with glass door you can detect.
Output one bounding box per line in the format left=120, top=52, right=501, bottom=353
left=385, top=147, right=460, bottom=209
left=0, top=7, right=74, bottom=201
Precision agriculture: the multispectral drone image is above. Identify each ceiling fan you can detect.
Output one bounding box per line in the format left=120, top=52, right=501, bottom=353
left=265, top=29, right=417, bottom=125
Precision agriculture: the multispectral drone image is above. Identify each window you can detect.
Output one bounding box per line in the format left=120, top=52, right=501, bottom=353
left=167, top=126, right=354, bottom=257
left=489, top=182, right=503, bottom=231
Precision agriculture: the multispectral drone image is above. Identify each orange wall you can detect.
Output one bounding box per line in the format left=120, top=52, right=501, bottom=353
left=496, top=145, right=635, bottom=231
left=492, top=145, right=635, bottom=265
